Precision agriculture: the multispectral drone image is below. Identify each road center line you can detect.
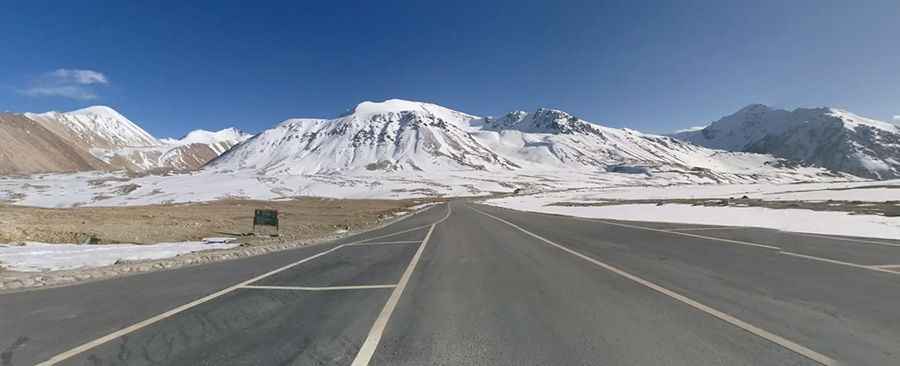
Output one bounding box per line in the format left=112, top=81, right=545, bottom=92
left=36, top=204, right=450, bottom=366
left=356, top=225, right=430, bottom=243
left=351, top=203, right=452, bottom=366
left=470, top=206, right=839, bottom=366
left=240, top=284, right=397, bottom=291
left=668, top=227, right=738, bottom=232
left=778, top=251, right=899, bottom=275
left=345, top=241, right=422, bottom=246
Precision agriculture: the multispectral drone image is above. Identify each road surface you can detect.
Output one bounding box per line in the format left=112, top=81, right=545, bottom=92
left=3, top=201, right=900, bottom=365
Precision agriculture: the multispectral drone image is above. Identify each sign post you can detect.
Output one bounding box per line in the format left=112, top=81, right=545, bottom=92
left=253, top=209, right=279, bottom=236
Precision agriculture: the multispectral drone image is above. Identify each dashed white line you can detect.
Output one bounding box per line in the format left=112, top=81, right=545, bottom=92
left=36, top=204, right=450, bottom=366
left=471, top=206, right=839, bottom=366
left=241, top=284, right=397, bottom=291
left=355, top=225, right=430, bottom=243
left=351, top=203, right=452, bottom=366
left=36, top=244, right=346, bottom=366
left=345, top=241, right=422, bottom=247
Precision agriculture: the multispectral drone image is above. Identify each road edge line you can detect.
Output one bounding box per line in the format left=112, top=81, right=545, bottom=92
left=590, top=218, right=782, bottom=250
left=779, top=251, right=898, bottom=275
left=794, top=232, right=900, bottom=248
left=470, top=206, right=839, bottom=366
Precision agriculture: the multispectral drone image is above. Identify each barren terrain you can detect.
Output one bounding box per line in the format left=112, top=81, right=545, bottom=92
left=0, top=197, right=431, bottom=246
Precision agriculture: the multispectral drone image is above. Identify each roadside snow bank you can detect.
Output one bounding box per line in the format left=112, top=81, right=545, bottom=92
left=486, top=197, right=900, bottom=240
left=0, top=241, right=240, bottom=272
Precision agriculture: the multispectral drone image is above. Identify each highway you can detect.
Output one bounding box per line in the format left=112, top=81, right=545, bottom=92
left=3, top=201, right=900, bottom=365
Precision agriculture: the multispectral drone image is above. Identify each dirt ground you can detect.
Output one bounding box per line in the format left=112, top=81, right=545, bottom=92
left=0, top=198, right=435, bottom=246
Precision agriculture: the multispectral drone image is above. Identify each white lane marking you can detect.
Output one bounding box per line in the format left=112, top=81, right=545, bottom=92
left=36, top=244, right=345, bottom=366
left=351, top=203, right=452, bottom=366
left=572, top=217, right=782, bottom=250
left=240, top=284, right=397, bottom=291
left=794, top=232, right=900, bottom=248
left=345, top=241, right=422, bottom=246
left=36, top=204, right=451, bottom=366
left=356, top=225, right=430, bottom=243
left=871, top=264, right=900, bottom=269
left=515, top=208, right=900, bottom=276
left=471, top=207, right=839, bottom=366
left=668, top=227, right=738, bottom=232
left=778, top=251, right=899, bottom=275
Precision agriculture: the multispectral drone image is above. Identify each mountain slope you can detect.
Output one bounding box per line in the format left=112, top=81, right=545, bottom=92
left=674, top=105, right=900, bottom=178
left=0, top=114, right=108, bottom=175
left=209, top=99, right=839, bottom=184
left=209, top=99, right=518, bottom=174
left=20, top=107, right=250, bottom=172
left=25, top=106, right=161, bottom=149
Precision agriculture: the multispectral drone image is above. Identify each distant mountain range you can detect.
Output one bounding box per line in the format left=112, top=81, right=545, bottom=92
left=207, top=99, right=839, bottom=183
left=0, top=106, right=250, bottom=175
left=3, top=100, right=896, bottom=182
left=673, top=104, right=900, bottom=179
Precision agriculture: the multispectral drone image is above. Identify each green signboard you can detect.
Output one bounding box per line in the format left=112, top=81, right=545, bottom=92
left=253, top=209, right=279, bottom=231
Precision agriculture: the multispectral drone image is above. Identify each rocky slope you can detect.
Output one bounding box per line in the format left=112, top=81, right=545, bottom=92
left=6, top=106, right=250, bottom=174
left=0, top=114, right=108, bottom=175
left=674, top=105, right=900, bottom=179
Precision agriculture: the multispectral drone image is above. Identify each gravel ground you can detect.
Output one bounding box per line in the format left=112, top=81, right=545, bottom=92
left=0, top=197, right=431, bottom=245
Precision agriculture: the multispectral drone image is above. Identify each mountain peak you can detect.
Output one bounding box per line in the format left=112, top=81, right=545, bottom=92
left=484, top=108, right=598, bottom=135
left=68, top=105, right=128, bottom=121
left=347, top=99, right=470, bottom=119
left=675, top=104, right=900, bottom=178
left=737, top=103, right=771, bottom=113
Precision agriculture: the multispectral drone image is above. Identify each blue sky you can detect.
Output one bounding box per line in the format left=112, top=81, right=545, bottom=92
left=1, top=0, right=898, bottom=137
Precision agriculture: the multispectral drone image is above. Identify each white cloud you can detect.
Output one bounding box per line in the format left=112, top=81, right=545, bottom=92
left=48, top=69, right=108, bottom=85
left=20, top=68, right=109, bottom=100
left=894, top=115, right=900, bottom=121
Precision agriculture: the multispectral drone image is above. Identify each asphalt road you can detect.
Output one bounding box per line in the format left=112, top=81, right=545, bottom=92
left=3, top=201, right=900, bottom=365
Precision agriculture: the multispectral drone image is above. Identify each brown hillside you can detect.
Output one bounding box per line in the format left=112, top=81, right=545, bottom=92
left=0, top=114, right=108, bottom=175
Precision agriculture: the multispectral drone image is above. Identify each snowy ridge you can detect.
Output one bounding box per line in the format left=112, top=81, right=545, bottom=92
left=211, top=99, right=837, bottom=184
left=26, top=106, right=161, bottom=148
left=22, top=106, right=250, bottom=172
left=161, top=127, right=252, bottom=154
left=209, top=99, right=517, bottom=174
left=675, top=104, right=900, bottom=178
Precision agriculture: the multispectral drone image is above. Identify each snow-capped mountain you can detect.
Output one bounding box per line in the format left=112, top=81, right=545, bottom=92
left=209, top=99, right=518, bottom=174
left=161, top=128, right=251, bottom=155
left=25, top=106, right=161, bottom=149
left=209, top=99, right=840, bottom=183
left=674, top=104, right=900, bottom=179
left=8, top=106, right=250, bottom=173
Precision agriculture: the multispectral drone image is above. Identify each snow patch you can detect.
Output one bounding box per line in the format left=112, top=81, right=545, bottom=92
left=485, top=198, right=900, bottom=240
left=0, top=241, right=240, bottom=272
